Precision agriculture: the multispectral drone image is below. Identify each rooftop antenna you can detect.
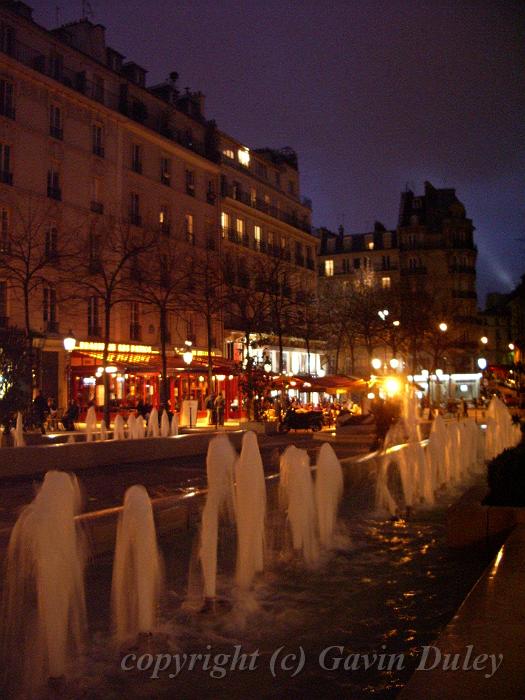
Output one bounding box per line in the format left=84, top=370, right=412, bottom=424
left=81, top=0, right=94, bottom=19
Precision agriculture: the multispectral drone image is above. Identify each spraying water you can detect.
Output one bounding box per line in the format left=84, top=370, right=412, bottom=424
left=0, top=471, right=86, bottom=692
left=147, top=407, right=159, bottom=437
left=286, top=447, right=319, bottom=565
left=111, top=485, right=163, bottom=646
left=127, top=412, right=136, bottom=439
left=315, top=442, right=344, bottom=548
left=234, top=431, right=266, bottom=589
left=100, top=418, right=108, bottom=440
left=160, top=410, right=170, bottom=437
left=113, top=414, right=126, bottom=440
left=171, top=413, right=179, bottom=436
left=199, top=434, right=237, bottom=600
left=135, top=415, right=146, bottom=439
left=85, top=406, right=97, bottom=442
left=11, top=411, right=25, bottom=447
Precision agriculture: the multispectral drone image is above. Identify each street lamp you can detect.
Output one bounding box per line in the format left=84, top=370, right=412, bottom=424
left=389, top=358, right=399, bottom=370
left=439, top=322, right=448, bottom=332
left=371, top=357, right=382, bottom=371
left=63, top=330, right=76, bottom=407
left=508, top=343, right=515, bottom=351
left=183, top=341, right=193, bottom=426
left=477, top=357, right=487, bottom=370
left=480, top=336, right=488, bottom=345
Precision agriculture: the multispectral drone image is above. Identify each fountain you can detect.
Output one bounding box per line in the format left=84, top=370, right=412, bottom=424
left=135, top=415, right=146, bottom=439
left=85, top=405, right=97, bottom=442
left=485, top=396, right=521, bottom=459
left=171, top=413, right=179, bottom=436
left=147, top=407, right=159, bottom=437
left=111, top=485, right=163, bottom=646
left=315, top=442, right=344, bottom=548
left=113, top=414, right=126, bottom=440
left=0, top=471, right=86, bottom=691
left=234, top=431, right=266, bottom=589
left=285, top=447, right=319, bottom=565
left=100, top=418, right=108, bottom=440
left=199, top=433, right=237, bottom=602
left=11, top=411, right=25, bottom=447
left=160, top=409, right=170, bottom=437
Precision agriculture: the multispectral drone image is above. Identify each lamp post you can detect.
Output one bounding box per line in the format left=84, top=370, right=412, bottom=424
left=63, top=330, right=76, bottom=407
left=183, top=341, right=193, bottom=427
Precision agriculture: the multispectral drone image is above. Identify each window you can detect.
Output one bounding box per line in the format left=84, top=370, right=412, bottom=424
left=49, top=104, right=62, bottom=139
left=255, top=161, right=267, bottom=179
left=0, top=206, right=9, bottom=253
left=88, top=233, right=101, bottom=271
left=93, top=75, right=104, bottom=102
left=43, top=285, right=57, bottom=330
left=130, top=302, right=141, bottom=340
left=159, top=205, right=170, bottom=234
left=185, top=169, right=195, bottom=196
left=91, top=178, right=103, bottom=213
left=0, top=22, right=16, bottom=56
left=47, top=168, right=61, bottom=200
left=160, top=156, right=171, bottom=185
left=222, top=148, right=234, bottom=160
left=49, top=52, right=63, bottom=80
left=236, top=218, right=244, bottom=242
left=250, top=187, right=257, bottom=206
left=342, top=258, right=350, bottom=273
left=353, top=258, right=361, bottom=269
left=324, top=259, right=334, bottom=277
left=382, top=255, right=390, bottom=270
left=381, top=276, right=391, bottom=289
left=0, top=143, right=12, bottom=184
left=92, top=124, right=104, bottom=157
left=413, top=198, right=422, bottom=209
left=254, top=225, right=262, bottom=251
left=131, top=144, right=142, bottom=173
left=221, top=211, right=230, bottom=238
left=206, top=179, right=216, bottom=204
left=237, top=147, right=250, bottom=167
left=383, top=232, right=392, bottom=248
left=365, top=234, right=374, bottom=250
left=185, top=213, right=194, bottom=244
left=0, top=79, right=14, bottom=119
left=129, top=192, right=141, bottom=225
left=280, top=234, right=286, bottom=251
left=0, top=280, right=7, bottom=323
left=45, top=224, right=58, bottom=261
left=87, top=296, right=100, bottom=336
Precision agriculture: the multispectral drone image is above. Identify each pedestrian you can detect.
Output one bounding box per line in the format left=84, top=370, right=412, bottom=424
left=205, top=392, right=215, bottom=425
left=32, top=389, right=48, bottom=434
left=214, top=392, right=225, bottom=427
left=62, top=399, right=80, bottom=431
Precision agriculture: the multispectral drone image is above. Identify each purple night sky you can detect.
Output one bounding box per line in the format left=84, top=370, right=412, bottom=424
left=28, top=0, right=525, bottom=303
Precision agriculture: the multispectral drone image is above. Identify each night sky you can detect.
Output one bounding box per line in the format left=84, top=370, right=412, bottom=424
left=28, top=0, right=525, bottom=303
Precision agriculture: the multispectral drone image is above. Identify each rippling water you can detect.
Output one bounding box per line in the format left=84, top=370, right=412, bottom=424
left=32, top=466, right=496, bottom=699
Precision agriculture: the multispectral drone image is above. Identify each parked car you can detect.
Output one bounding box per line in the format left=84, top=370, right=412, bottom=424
left=279, top=408, right=323, bottom=432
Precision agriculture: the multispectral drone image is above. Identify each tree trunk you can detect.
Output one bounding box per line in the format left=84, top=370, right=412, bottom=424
left=159, top=305, right=169, bottom=409
left=23, top=283, right=34, bottom=399
left=206, top=309, right=213, bottom=390
left=102, top=301, right=111, bottom=426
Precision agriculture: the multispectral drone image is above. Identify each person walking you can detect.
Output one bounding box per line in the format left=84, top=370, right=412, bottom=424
left=214, top=392, right=225, bottom=427
left=32, top=389, right=49, bottom=434
left=205, top=392, right=215, bottom=425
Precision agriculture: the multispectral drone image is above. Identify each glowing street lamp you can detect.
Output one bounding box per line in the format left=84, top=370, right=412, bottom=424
left=477, top=357, right=487, bottom=370
left=63, top=331, right=76, bottom=407
left=439, top=322, right=448, bottom=332
left=183, top=341, right=194, bottom=427
left=480, top=336, right=488, bottom=345
left=371, top=358, right=382, bottom=371
left=389, top=358, right=399, bottom=369
left=508, top=343, right=515, bottom=351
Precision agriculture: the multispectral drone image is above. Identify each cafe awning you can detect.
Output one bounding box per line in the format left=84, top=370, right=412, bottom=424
left=303, top=375, right=368, bottom=394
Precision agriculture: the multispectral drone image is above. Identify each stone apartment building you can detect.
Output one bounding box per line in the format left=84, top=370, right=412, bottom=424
left=317, top=181, right=482, bottom=375
left=0, top=0, right=320, bottom=409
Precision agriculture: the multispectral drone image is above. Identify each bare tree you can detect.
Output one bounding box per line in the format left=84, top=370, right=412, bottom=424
left=67, top=216, right=156, bottom=424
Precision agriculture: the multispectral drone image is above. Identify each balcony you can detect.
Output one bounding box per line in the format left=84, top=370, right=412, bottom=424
left=0, top=103, right=15, bottom=120
left=401, top=266, right=427, bottom=275
left=449, top=265, right=476, bottom=274
left=50, top=125, right=63, bottom=140
left=93, top=145, right=105, bottom=158
left=0, top=170, right=13, bottom=185
left=222, top=183, right=312, bottom=234
left=47, top=186, right=62, bottom=201
left=46, top=320, right=59, bottom=334
left=90, top=200, right=104, bottom=214
left=452, top=290, right=477, bottom=299
left=129, top=323, right=142, bottom=341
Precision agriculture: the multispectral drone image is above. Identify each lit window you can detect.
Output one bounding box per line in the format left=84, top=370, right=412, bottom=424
left=238, top=148, right=250, bottom=166
left=325, top=259, right=334, bottom=277
left=222, top=148, right=234, bottom=159
left=382, top=276, right=391, bottom=289
left=221, top=211, right=230, bottom=238
left=185, top=213, right=194, bottom=243
left=254, top=225, right=261, bottom=250
left=367, top=241, right=374, bottom=250
left=365, top=234, right=374, bottom=250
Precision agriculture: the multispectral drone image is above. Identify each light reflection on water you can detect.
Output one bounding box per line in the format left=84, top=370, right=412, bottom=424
left=75, top=475, right=497, bottom=700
